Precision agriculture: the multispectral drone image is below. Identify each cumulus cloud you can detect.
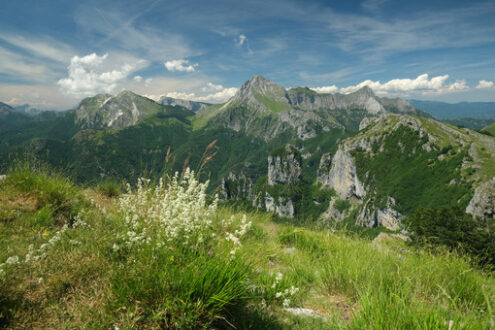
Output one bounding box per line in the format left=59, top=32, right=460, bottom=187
left=476, top=80, right=494, bottom=89
left=201, top=82, right=224, bottom=92
left=57, top=53, right=146, bottom=97
left=164, top=59, right=198, bottom=72
left=133, top=75, right=143, bottom=82
left=310, top=85, right=339, bottom=93
left=164, top=82, right=237, bottom=103
left=311, top=73, right=470, bottom=96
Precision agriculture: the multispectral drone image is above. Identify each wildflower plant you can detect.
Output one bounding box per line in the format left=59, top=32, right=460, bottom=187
left=115, top=168, right=252, bottom=255
left=111, top=169, right=255, bottom=327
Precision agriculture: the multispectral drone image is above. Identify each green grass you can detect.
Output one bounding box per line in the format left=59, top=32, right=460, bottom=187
left=352, top=125, right=473, bottom=214
left=481, top=122, right=495, bottom=136
left=254, top=93, right=291, bottom=113
left=1, top=168, right=494, bottom=329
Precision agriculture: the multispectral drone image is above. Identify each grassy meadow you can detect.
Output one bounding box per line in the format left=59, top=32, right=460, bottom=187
left=0, top=165, right=494, bottom=329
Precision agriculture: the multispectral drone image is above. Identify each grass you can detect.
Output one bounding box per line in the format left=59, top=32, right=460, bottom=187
left=0, top=168, right=494, bottom=329
left=481, top=122, right=495, bottom=136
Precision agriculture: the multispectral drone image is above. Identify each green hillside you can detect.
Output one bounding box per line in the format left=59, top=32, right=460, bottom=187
left=481, top=122, right=495, bottom=136
left=1, top=167, right=494, bottom=329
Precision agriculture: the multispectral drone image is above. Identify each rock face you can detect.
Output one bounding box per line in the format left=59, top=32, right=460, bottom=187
left=316, top=152, right=332, bottom=183
left=318, top=146, right=365, bottom=200
left=268, top=145, right=302, bottom=186
left=320, top=197, right=350, bottom=222
left=359, top=117, right=374, bottom=130
left=466, top=178, right=495, bottom=220
left=265, top=193, right=295, bottom=218
left=219, top=172, right=254, bottom=201
left=159, top=97, right=210, bottom=112
left=356, top=197, right=402, bottom=230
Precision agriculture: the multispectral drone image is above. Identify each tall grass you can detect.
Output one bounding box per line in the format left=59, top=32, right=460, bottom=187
left=0, top=166, right=494, bottom=328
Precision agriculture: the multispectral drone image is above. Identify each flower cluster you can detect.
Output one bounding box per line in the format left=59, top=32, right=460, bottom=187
left=117, top=169, right=218, bottom=250
left=264, top=271, right=300, bottom=308
left=224, top=214, right=252, bottom=255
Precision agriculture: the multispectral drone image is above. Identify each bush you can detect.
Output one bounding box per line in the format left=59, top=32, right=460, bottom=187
left=97, top=180, right=121, bottom=197
left=403, top=207, right=495, bottom=266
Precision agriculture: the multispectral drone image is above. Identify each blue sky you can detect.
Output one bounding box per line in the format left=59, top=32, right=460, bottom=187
left=1, top=0, right=495, bottom=109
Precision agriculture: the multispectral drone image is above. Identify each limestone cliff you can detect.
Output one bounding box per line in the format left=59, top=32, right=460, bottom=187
left=268, top=145, right=302, bottom=186
left=466, top=178, right=495, bottom=220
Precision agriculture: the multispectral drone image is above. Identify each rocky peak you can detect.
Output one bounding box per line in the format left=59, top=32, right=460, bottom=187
left=230, top=75, right=287, bottom=107
left=352, top=86, right=375, bottom=98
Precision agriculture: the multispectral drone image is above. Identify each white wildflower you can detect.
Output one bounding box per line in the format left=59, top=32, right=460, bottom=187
left=5, top=256, right=19, bottom=265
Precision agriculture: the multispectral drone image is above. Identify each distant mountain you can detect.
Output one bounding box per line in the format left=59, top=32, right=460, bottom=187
left=409, top=100, right=495, bottom=119
left=0, top=102, right=31, bottom=131
left=14, top=104, right=45, bottom=115
left=195, top=75, right=428, bottom=140
left=158, top=96, right=210, bottom=112
left=1, top=75, right=494, bottom=229
left=440, top=118, right=495, bottom=131
left=75, top=91, right=193, bottom=129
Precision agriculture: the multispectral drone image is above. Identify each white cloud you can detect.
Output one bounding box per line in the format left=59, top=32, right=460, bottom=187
left=165, top=91, right=197, bottom=100
left=196, top=87, right=238, bottom=103
left=0, top=33, right=74, bottom=63
left=164, top=59, right=198, bottom=72
left=201, top=82, right=225, bottom=92
left=163, top=82, right=237, bottom=103
left=310, top=85, right=339, bottom=93
left=0, top=46, right=51, bottom=82
left=476, top=80, right=494, bottom=89
left=133, top=75, right=143, bottom=82
left=57, top=53, right=147, bottom=97
left=237, top=34, right=247, bottom=46
left=311, top=73, right=471, bottom=96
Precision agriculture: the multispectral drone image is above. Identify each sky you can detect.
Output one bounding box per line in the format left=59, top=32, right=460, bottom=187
left=0, top=0, right=495, bottom=109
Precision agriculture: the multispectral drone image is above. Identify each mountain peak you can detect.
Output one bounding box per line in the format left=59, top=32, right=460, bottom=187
left=116, top=90, right=138, bottom=98
left=233, top=75, right=286, bottom=100
left=239, top=75, right=281, bottom=92
left=353, top=86, right=375, bottom=97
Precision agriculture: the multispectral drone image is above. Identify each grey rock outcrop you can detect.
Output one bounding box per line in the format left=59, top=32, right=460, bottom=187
left=316, top=152, right=332, bottom=184
left=356, top=197, right=402, bottom=229
left=265, top=193, right=295, bottom=218
left=320, top=197, right=350, bottom=222
left=220, top=172, right=254, bottom=201
left=466, top=177, right=495, bottom=220
left=268, top=145, right=302, bottom=186
left=318, top=146, right=365, bottom=200
left=359, top=117, right=374, bottom=130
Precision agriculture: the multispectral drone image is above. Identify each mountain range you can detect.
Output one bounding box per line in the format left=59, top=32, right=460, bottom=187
left=0, top=75, right=494, bottom=229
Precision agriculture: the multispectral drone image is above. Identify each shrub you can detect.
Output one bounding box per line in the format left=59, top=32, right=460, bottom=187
left=403, top=207, right=495, bottom=266
left=97, top=180, right=121, bottom=197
